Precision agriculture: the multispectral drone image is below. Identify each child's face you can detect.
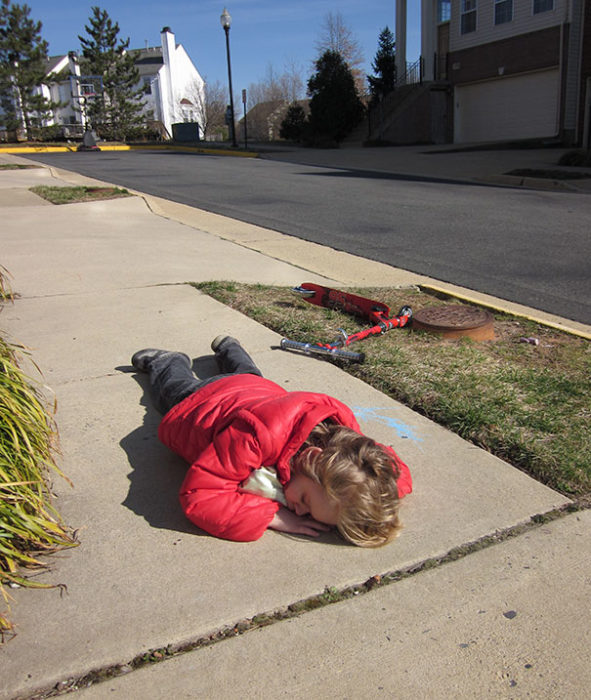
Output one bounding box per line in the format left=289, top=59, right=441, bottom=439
left=284, top=469, right=339, bottom=526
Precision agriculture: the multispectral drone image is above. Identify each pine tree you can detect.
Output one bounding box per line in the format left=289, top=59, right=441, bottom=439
left=279, top=102, right=306, bottom=142
left=78, top=6, right=145, bottom=140
left=367, top=27, right=397, bottom=102
left=307, top=50, right=364, bottom=145
left=0, top=0, right=59, bottom=140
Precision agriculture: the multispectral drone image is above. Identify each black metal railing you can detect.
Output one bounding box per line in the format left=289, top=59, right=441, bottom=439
left=396, top=57, right=424, bottom=88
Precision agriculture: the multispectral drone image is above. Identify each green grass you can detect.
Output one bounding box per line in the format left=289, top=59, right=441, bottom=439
left=194, top=281, right=591, bottom=498
left=29, top=185, right=131, bottom=205
left=0, top=164, right=41, bottom=170
left=0, top=336, right=76, bottom=641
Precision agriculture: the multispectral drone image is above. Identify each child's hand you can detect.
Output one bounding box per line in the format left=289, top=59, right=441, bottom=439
left=269, top=506, right=333, bottom=537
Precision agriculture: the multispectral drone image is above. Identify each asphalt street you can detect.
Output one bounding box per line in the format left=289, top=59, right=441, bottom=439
left=24, top=149, right=591, bottom=325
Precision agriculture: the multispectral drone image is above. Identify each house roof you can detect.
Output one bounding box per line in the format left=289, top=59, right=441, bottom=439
left=43, top=40, right=183, bottom=81
left=130, top=47, right=163, bottom=63
left=45, top=55, right=68, bottom=76
left=244, top=99, right=287, bottom=120
left=129, top=47, right=165, bottom=77
left=243, top=98, right=309, bottom=121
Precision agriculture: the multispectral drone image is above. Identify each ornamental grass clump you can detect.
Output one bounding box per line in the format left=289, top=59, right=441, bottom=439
left=0, top=264, right=13, bottom=301
left=0, top=337, right=77, bottom=641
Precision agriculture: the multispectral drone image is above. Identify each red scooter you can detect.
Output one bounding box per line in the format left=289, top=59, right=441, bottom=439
left=280, top=283, right=412, bottom=363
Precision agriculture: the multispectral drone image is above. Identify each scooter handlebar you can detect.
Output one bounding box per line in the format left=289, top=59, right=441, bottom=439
left=280, top=338, right=365, bottom=363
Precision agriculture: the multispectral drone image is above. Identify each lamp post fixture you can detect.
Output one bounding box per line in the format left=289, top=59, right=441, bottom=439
left=220, top=8, right=237, bottom=147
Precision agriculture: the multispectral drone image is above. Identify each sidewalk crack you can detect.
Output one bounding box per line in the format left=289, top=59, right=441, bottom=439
left=27, top=499, right=589, bottom=699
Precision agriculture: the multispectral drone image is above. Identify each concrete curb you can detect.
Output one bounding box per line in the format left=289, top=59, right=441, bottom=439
left=17, top=156, right=591, bottom=342
left=0, top=143, right=259, bottom=158
left=474, top=173, right=587, bottom=193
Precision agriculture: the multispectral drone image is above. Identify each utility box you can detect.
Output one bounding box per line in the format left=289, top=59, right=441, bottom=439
left=172, top=122, right=200, bottom=142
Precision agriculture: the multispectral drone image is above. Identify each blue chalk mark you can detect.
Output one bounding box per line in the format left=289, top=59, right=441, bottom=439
left=352, top=406, right=423, bottom=443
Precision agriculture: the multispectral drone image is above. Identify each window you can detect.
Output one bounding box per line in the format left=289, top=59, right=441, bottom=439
left=142, top=77, right=152, bottom=95
left=533, top=0, right=553, bottom=13
left=438, top=0, right=451, bottom=22
left=461, top=0, right=477, bottom=34
left=495, top=0, right=513, bottom=24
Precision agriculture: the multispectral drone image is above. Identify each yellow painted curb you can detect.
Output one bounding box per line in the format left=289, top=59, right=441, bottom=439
left=1, top=145, right=76, bottom=153
left=420, top=284, right=591, bottom=341
left=0, top=144, right=259, bottom=158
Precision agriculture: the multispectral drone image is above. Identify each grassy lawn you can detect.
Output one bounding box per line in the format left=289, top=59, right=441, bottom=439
left=0, top=164, right=41, bottom=170
left=29, top=185, right=132, bottom=205
left=194, top=281, right=591, bottom=499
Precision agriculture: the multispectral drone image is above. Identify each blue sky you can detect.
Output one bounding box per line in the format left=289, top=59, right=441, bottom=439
left=24, top=1, right=421, bottom=95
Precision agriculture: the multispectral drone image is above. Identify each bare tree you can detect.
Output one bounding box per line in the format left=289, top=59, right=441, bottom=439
left=239, top=61, right=306, bottom=142
left=189, top=77, right=227, bottom=140
left=246, top=62, right=304, bottom=111
left=246, top=66, right=281, bottom=110
left=280, top=59, right=305, bottom=104
left=314, top=11, right=365, bottom=95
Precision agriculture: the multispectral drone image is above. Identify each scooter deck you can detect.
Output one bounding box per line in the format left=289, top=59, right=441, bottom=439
left=294, top=283, right=391, bottom=323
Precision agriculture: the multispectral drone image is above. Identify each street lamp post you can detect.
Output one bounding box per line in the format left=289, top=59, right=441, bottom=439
left=220, top=8, right=237, bottom=147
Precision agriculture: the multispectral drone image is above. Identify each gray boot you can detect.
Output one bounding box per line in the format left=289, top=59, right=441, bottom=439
left=131, top=349, right=191, bottom=373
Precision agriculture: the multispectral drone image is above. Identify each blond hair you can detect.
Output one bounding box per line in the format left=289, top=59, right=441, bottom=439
left=293, top=423, right=402, bottom=548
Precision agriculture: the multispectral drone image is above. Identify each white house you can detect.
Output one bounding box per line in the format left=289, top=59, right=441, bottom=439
left=394, top=0, right=590, bottom=146
left=133, top=27, right=205, bottom=138
left=42, top=27, right=205, bottom=140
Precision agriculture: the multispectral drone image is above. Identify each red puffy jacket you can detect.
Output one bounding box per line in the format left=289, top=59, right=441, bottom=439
left=158, top=373, right=412, bottom=542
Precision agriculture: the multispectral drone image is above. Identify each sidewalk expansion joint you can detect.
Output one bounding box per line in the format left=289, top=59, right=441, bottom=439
left=4, top=283, right=191, bottom=302
left=27, top=498, right=590, bottom=699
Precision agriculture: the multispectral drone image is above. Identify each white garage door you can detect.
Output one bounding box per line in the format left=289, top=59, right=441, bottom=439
left=454, top=69, right=560, bottom=143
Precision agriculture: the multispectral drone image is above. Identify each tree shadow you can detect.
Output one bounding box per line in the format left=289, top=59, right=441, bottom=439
left=299, top=167, right=484, bottom=188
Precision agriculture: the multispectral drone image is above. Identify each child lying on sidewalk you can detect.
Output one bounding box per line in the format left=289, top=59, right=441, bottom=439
left=132, top=336, right=412, bottom=547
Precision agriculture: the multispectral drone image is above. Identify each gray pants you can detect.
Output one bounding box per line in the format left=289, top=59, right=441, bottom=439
left=146, top=339, right=262, bottom=414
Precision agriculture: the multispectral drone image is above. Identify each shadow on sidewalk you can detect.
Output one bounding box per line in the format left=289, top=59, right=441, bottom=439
left=118, top=355, right=220, bottom=537
left=118, top=356, right=345, bottom=547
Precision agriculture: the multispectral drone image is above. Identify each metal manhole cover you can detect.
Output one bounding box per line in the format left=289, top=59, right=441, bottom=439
left=413, top=305, right=495, bottom=340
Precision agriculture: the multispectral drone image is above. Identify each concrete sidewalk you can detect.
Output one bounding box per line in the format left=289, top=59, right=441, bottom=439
left=0, top=154, right=588, bottom=699
left=259, top=142, right=591, bottom=194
